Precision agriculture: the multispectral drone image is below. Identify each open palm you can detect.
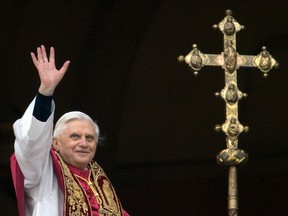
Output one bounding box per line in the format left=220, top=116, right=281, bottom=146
left=31, top=45, right=70, bottom=96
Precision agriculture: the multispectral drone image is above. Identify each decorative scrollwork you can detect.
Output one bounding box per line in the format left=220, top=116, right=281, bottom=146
left=217, top=148, right=248, bottom=166
left=224, top=16, right=236, bottom=36
left=189, top=44, right=204, bottom=71
left=221, top=115, right=244, bottom=139
left=253, top=47, right=278, bottom=76
left=219, top=82, right=246, bottom=106
left=226, top=84, right=238, bottom=104
left=224, top=40, right=237, bottom=73
left=227, top=117, right=240, bottom=137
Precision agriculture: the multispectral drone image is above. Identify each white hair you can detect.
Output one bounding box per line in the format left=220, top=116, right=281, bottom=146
left=53, top=111, right=100, bottom=139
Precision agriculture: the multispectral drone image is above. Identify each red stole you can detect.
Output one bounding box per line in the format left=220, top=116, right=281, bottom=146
left=10, top=153, right=25, bottom=216
left=51, top=149, right=125, bottom=216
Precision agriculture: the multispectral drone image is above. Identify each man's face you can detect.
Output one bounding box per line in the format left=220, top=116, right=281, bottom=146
left=53, top=119, right=97, bottom=170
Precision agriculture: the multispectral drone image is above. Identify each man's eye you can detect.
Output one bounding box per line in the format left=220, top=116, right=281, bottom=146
left=71, top=134, right=80, bottom=139
left=86, top=136, right=95, bottom=142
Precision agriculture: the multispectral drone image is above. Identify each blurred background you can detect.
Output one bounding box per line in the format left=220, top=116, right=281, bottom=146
left=1, top=0, right=288, bottom=215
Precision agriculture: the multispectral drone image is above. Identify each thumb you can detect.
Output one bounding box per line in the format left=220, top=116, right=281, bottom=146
left=59, top=60, right=70, bottom=75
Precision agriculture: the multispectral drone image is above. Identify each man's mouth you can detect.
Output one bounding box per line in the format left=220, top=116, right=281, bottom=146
left=76, top=151, right=89, bottom=154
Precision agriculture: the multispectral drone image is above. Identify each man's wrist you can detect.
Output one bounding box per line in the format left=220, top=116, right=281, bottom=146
left=33, top=92, right=53, bottom=122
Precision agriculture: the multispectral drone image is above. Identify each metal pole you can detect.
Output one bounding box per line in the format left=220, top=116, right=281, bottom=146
left=228, top=166, right=238, bottom=216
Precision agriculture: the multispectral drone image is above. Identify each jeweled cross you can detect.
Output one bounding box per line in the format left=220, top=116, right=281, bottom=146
left=178, top=9, right=278, bottom=216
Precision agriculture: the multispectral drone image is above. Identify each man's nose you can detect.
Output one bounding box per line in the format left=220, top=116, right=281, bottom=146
left=79, top=137, right=88, bottom=147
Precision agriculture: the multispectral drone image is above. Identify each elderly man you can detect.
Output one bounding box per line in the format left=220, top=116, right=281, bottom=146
left=10, top=45, right=129, bottom=216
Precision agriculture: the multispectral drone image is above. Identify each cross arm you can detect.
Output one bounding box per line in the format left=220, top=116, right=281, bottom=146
left=177, top=44, right=223, bottom=76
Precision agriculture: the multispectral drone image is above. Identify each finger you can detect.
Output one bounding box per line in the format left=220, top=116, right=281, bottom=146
left=41, top=45, right=48, bottom=62
left=37, top=46, right=43, bottom=63
left=31, top=52, right=39, bottom=66
left=49, top=47, right=55, bottom=65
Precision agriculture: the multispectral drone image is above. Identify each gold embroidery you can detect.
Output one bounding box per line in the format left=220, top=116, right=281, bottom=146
left=55, top=151, right=124, bottom=216
left=56, top=152, right=90, bottom=215
left=90, top=162, right=123, bottom=216
left=74, top=171, right=103, bottom=205
left=102, top=180, right=117, bottom=211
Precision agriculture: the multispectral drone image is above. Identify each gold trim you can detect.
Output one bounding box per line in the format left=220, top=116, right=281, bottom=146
left=55, top=151, right=124, bottom=216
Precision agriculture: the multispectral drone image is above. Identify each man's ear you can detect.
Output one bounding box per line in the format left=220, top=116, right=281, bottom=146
left=52, top=137, right=59, bottom=151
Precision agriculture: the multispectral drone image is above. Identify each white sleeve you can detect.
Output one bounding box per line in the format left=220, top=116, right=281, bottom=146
left=13, top=97, right=55, bottom=188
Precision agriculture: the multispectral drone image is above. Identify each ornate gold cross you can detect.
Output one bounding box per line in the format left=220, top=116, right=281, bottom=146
left=178, top=9, right=278, bottom=216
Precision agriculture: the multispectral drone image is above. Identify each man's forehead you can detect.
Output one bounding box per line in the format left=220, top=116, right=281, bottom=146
left=64, top=120, right=96, bottom=132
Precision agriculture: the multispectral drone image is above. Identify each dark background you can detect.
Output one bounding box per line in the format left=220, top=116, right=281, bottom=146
left=1, top=0, right=288, bottom=215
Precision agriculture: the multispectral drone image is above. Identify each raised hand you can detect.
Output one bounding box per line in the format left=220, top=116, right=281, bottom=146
left=31, top=45, right=70, bottom=96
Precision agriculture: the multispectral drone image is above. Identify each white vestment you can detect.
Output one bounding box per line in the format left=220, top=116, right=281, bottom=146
left=13, top=98, right=64, bottom=216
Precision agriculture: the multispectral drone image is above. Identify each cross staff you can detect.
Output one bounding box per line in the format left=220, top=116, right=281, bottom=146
left=178, top=9, right=278, bottom=216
